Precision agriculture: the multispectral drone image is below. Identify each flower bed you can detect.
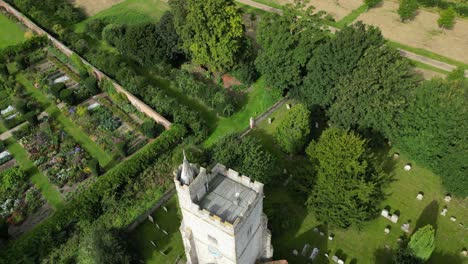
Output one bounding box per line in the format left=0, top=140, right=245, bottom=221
left=67, top=97, right=149, bottom=159
left=18, top=119, right=93, bottom=187
left=0, top=167, right=44, bottom=226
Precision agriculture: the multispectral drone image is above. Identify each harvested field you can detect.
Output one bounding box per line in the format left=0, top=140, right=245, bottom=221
left=357, top=1, right=468, bottom=64
left=71, top=0, right=125, bottom=16
left=257, top=0, right=362, bottom=20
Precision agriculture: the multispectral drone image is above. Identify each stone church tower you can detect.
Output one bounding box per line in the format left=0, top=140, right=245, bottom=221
left=174, top=153, right=273, bottom=264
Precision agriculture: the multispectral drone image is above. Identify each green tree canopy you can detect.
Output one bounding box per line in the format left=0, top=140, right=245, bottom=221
left=170, top=0, right=245, bottom=71
left=398, top=0, right=419, bottom=22
left=211, top=134, right=276, bottom=183
left=327, top=44, right=418, bottom=134
left=306, top=127, right=385, bottom=228
left=274, top=104, right=311, bottom=154
left=408, top=225, right=436, bottom=261
left=77, top=225, right=131, bottom=264
left=391, top=78, right=468, bottom=196
left=255, top=2, right=326, bottom=97
left=295, top=22, right=386, bottom=106
left=438, top=7, right=456, bottom=29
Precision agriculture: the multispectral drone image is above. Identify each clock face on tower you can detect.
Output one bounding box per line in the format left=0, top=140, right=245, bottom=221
left=208, top=245, right=221, bottom=257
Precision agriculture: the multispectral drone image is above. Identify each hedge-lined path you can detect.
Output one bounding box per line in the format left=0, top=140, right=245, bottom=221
left=16, top=74, right=116, bottom=169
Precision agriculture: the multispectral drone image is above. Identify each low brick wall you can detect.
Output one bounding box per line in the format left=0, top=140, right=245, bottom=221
left=0, top=0, right=172, bottom=129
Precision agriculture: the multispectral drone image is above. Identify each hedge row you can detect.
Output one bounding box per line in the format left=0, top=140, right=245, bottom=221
left=0, top=124, right=186, bottom=263
left=0, top=36, right=47, bottom=62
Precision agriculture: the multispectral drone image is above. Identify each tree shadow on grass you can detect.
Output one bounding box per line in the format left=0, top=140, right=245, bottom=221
left=429, top=251, right=464, bottom=264
left=413, top=200, right=439, bottom=234
left=374, top=247, right=394, bottom=264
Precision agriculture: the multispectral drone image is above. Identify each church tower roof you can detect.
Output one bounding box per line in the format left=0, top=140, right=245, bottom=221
left=180, top=150, right=195, bottom=185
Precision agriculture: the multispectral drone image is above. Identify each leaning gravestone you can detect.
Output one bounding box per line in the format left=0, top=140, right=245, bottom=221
left=301, top=244, right=310, bottom=256
left=309, top=248, right=319, bottom=260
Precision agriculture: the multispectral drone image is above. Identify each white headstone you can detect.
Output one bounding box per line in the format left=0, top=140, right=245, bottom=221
left=441, top=208, right=448, bottom=216
left=286, top=104, right=291, bottom=109
left=313, top=227, right=319, bottom=233
left=391, top=214, right=399, bottom=223
left=401, top=223, right=410, bottom=233
left=301, top=244, right=310, bottom=256
left=332, top=255, right=339, bottom=262
left=381, top=209, right=389, bottom=217
left=292, top=249, right=298, bottom=256
left=328, top=235, right=334, bottom=241
left=445, top=195, right=452, bottom=202
left=393, top=153, right=400, bottom=160
left=462, top=250, right=467, bottom=256
left=163, top=206, right=168, bottom=212
left=162, top=229, right=168, bottom=235
left=150, top=241, right=156, bottom=247
left=451, top=216, right=456, bottom=222
left=384, top=228, right=390, bottom=234
left=338, top=260, right=345, bottom=264
left=268, top=118, right=272, bottom=124
left=156, top=223, right=160, bottom=229
left=315, top=122, right=319, bottom=128
left=416, top=193, right=424, bottom=200
left=309, top=248, right=319, bottom=260
left=319, top=232, right=324, bottom=236
left=404, top=164, right=412, bottom=171
left=148, top=215, right=154, bottom=223
left=249, top=117, right=255, bottom=129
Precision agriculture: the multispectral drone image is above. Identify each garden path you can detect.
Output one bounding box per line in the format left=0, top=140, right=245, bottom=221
left=0, top=121, right=27, bottom=140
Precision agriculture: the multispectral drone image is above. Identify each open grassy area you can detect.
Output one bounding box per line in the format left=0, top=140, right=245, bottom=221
left=334, top=4, right=368, bottom=28
left=0, top=12, right=25, bottom=49
left=16, top=74, right=115, bottom=169
left=129, top=196, right=185, bottom=264
left=4, top=138, right=64, bottom=209
left=246, top=104, right=468, bottom=264
left=77, top=0, right=170, bottom=26
left=204, top=77, right=280, bottom=147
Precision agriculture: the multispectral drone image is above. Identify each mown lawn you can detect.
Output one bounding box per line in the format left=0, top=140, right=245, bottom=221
left=16, top=74, right=115, bottom=169
left=204, top=77, right=279, bottom=146
left=247, top=104, right=468, bottom=264
left=129, top=197, right=185, bottom=264
left=0, top=12, right=25, bottom=49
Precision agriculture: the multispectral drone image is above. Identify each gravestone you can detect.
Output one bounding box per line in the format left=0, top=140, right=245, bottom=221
left=309, top=248, right=319, bottom=260
left=404, top=164, right=412, bottom=171
left=162, top=229, right=168, bottom=235
left=249, top=117, right=255, bottom=129
left=338, top=260, right=344, bottom=264
left=401, top=223, right=410, bottom=233
left=393, top=153, right=400, bottom=160
left=451, top=216, right=457, bottom=222
left=268, top=118, right=272, bottom=124
left=461, top=249, right=467, bottom=257
left=292, top=249, right=298, bottom=256
left=150, top=241, right=156, bottom=247
left=445, top=195, right=452, bottom=202
left=381, top=209, right=389, bottom=217
left=441, top=208, right=448, bottom=216
left=416, top=193, right=424, bottom=200
left=391, top=214, right=399, bottom=223
left=384, top=228, right=390, bottom=234
left=313, top=227, right=319, bottom=233
left=163, top=206, right=168, bottom=212
left=148, top=215, right=154, bottom=223
left=328, top=235, right=334, bottom=241
left=156, top=223, right=160, bottom=229
left=315, top=122, right=319, bottom=128
left=319, top=232, right=324, bottom=236
left=286, top=104, right=291, bottom=109
left=301, top=244, right=310, bottom=256
left=332, top=255, right=339, bottom=262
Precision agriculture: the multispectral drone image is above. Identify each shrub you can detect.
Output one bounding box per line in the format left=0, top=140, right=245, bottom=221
left=438, top=7, right=456, bottom=29
left=398, top=0, right=419, bottom=21
left=59, top=89, right=75, bottom=105
left=50, top=83, right=66, bottom=97
left=23, top=111, right=39, bottom=126
left=141, top=120, right=161, bottom=138
left=274, top=104, right=311, bottom=154
left=365, top=0, right=383, bottom=8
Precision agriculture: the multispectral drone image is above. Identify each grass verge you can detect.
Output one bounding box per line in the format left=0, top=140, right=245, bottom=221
left=334, top=4, right=368, bottom=28
left=0, top=12, right=25, bottom=49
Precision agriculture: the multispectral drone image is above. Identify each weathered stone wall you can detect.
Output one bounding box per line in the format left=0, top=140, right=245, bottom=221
left=0, top=0, right=172, bottom=129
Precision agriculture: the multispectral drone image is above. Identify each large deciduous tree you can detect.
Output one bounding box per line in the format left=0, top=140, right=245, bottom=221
left=327, top=44, right=418, bottom=133
left=211, top=134, right=276, bottom=183
left=170, top=0, right=245, bottom=71
left=391, top=78, right=468, bottom=196
left=255, top=2, right=326, bottom=97
left=295, top=22, right=385, bottom=106
left=306, top=128, right=385, bottom=228
left=274, top=104, right=311, bottom=154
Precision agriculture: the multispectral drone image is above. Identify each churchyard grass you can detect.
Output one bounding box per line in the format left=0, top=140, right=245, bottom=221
left=0, top=12, right=25, bottom=49
left=204, top=77, right=280, bottom=147
left=129, top=197, right=185, bottom=264
left=16, top=74, right=115, bottom=169
left=334, top=4, right=369, bottom=29
left=247, top=104, right=468, bottom=264
left=412, top=61, right=450, bottom=75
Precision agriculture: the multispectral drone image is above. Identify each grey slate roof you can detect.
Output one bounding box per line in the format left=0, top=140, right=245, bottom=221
left=198, top=173, right=257, bottom=223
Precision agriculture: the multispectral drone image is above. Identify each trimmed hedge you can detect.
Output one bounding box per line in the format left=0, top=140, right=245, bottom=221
left=0, top=125, right=186, bottom=262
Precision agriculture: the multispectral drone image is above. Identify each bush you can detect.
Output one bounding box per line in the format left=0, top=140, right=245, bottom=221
left=23, top=111, right=39, bottom=126
left=274, top=104, right=311, bottom=154
left=365, top=0, right=383, bottom=8
left=398, top=0, right=419, bottom=21
left=59, top=89, right=75, bottom=105
left=50, top=83, right=66, bottom=97
left=141, top=120, right=161, bottom=138
left=438, top=7, right=456, bottom=29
